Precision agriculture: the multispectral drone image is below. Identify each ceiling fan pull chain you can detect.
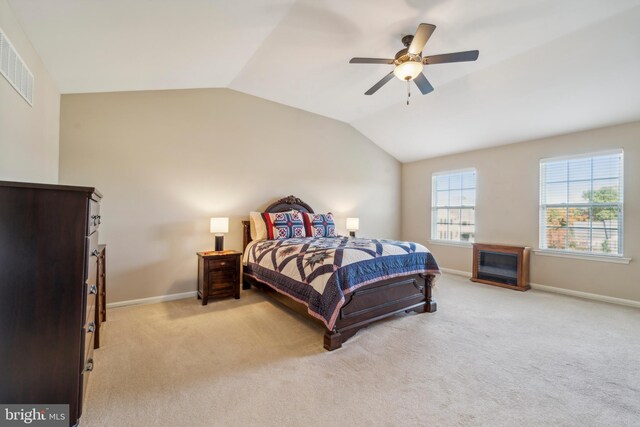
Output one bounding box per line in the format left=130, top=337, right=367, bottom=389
left=407, top=80, right=411, bottom=105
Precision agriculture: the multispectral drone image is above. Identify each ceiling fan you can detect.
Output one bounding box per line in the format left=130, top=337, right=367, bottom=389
left=350, top=23, right=479, bottom=99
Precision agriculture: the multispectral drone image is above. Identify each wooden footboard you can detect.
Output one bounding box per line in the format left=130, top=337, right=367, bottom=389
left=243, top=270, right=437, bottom=351
left=324, top=273, right=436, bottom=350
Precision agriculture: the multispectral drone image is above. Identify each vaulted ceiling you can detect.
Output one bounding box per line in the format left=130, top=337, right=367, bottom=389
left=8, top=0, right=640, bottom=162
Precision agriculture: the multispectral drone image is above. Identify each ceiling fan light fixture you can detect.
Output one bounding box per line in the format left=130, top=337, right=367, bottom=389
left=393, top=60, right=423, bottom=81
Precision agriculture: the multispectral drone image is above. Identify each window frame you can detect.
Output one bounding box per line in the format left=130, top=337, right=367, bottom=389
left=538, top=149, right=625, bottom=259
left=430, top=168, right=477, bottom=245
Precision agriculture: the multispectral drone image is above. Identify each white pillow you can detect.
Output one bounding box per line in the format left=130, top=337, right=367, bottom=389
left=249, top=212, right=266, bottom=241
left=249, top=210, right=298, bottom=241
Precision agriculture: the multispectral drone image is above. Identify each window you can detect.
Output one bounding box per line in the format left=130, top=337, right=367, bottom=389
left=539, top=150, right=624, bottom=256
left=432, top=169, right=476, bottom=243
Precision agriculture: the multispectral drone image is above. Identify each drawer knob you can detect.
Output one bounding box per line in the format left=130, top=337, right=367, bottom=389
left=89, top=284, right=98, bottom=295
left=85, top=359, right=94, bottom=372
left=88, top=321, right=95, bottom=333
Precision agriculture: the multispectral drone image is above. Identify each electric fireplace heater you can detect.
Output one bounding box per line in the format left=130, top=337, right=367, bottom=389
left=471, top=244, right=530, bottom=291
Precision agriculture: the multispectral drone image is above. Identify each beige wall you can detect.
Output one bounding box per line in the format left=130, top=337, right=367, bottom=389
left=59, top=88, right=400, bottom=303
left=0, top=0, right=60, bottom=183
left=402, top=121, right=640, bottom=302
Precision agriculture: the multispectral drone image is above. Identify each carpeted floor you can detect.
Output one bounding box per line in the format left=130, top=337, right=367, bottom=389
left=82, top=274, right=640, bottom=427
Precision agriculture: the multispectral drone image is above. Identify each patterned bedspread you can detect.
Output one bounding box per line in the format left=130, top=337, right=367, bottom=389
left=243, top=237, right=440, bottom=330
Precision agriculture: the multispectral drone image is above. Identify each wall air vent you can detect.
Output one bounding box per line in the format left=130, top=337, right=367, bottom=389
left=0, top=26, right=34, bottom=106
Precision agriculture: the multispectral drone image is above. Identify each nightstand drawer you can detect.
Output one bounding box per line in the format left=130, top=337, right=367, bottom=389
left=208, top=284, right=235, bottom=297
left=207, top=259, right=236, bottom=271
left=209, top=279, right=236, bottom=292
left=209, top=268, right=236, bottom=283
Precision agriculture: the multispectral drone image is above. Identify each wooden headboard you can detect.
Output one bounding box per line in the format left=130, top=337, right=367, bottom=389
left=242, top=195, right=314, bottom=251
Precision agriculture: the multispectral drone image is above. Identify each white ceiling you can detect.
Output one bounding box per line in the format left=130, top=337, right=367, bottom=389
left=8, top=0, right=640, bottom=162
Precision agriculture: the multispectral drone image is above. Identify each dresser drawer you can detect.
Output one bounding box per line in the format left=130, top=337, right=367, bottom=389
left=207, top=258, right=236, bottom=271
left=82, top=323, right=95, bottom=365
left=86, top=233, right=99, bottom=284
left=84, top=285, right=97, bottom=324
left=88, top=199, right=101, bottom=235
left=78, top=333, right=95, bottom=418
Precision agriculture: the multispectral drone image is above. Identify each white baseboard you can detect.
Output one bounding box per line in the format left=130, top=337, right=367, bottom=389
left=440, top=267, right=472, bottom=278
left=107, top=291, right=197, bottom=309
left=529, top=283, right=640, bottom=309
left=106, top=272, right=640, bottom=311
left=439, top=267, right=640, bottom=309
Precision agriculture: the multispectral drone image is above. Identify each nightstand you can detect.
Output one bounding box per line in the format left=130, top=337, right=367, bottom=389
left=197, top=250, right=242, bottom=305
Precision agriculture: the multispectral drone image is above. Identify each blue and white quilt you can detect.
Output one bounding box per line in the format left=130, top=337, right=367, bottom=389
left=243, top=237, right=440, bottom=330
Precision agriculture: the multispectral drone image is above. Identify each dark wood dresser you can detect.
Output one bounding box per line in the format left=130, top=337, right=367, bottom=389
left=0, top=181, right=103, bottom=427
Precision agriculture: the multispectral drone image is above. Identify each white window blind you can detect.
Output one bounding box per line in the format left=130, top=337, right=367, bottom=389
left=432, top=169, right=476, bottom=243
left=539, top=150, right=624, bottom=256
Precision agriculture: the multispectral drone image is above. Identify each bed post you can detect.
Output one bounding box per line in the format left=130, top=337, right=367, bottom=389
left=324, top=329, right=342, bottom=351
left=242, top=220, right=251, bottom=290
left=423, top=273, right=437, bottom=313
left=242, top=220, right=250, bottom=251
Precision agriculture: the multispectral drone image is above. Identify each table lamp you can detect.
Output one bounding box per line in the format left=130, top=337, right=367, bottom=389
left=346, top=217, right=359, bottom=237
left=210, top=217, right=229, bottom=251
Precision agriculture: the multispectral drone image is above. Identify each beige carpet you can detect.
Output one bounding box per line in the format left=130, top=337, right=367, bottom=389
left=82, top=275, right=640, bottom=427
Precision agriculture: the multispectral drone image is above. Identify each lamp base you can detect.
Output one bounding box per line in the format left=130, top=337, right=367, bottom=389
left=215, top=235, right=224, bottom=251
left=349, top=231, right=356, bottom=237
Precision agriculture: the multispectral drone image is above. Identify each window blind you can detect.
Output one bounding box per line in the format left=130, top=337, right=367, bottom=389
left=432, top=169, right=476, bottom=243
left=539, top=150, right=624, bottom=256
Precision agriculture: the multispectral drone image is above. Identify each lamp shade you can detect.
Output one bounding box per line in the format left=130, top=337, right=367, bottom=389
left=210, top=217, right=229, bottom=234
left=346, top=217, right=360, bottom=231
left=393, top=61, right=423, bottom=81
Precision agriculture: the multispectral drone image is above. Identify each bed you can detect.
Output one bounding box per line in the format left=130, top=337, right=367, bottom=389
left=242, top=195, right=440, bottom=350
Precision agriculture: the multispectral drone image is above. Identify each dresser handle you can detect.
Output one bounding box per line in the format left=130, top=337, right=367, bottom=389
left=89, top=284, right=98, bottom=295
left=91, top=249, right=100, bottom=257
left=85, top=359, right=94, bottom=372
left=97, top=215, right=101, bottom=225
left=88, top=322, right=95, bottom=333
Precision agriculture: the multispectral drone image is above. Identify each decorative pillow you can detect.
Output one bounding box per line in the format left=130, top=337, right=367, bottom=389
left=302, top=212, right=337, bottom=238
left=261, top=211, right=306, bottom=240
left=250, top=210, right=297, bottom=240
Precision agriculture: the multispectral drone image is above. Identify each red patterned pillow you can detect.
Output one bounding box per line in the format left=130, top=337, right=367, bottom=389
left=261, top=211, right=306, bottom=240
left=302, top=213, right=337, bottom=238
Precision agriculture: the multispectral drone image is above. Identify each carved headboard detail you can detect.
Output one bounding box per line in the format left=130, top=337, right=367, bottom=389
left=242, top=195, right=315, bottom=251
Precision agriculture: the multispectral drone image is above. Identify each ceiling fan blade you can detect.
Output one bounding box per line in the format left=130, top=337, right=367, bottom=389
left=413, top=73, right=434, bottom=95
left=350, top=58, right=394, bottom=64
left=365, top=72, right=395, bottom=95
left=424, top=50, right=479, bottom=65
left=408, top=23, right=436, bottom=55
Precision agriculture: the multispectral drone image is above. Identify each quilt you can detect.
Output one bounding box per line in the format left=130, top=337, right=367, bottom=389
left=243, top=237, right=440, bottom=330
